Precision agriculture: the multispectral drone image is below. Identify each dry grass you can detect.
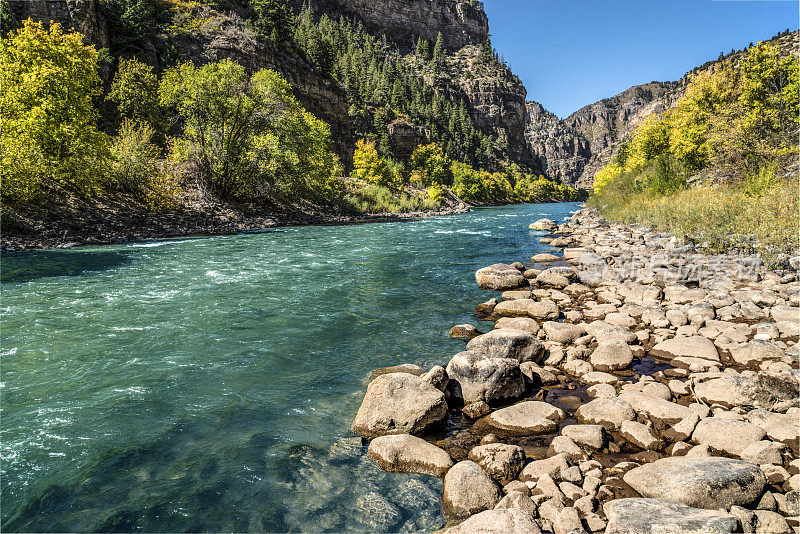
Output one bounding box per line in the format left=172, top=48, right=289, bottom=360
left=589, top=178, right=799, bottom=263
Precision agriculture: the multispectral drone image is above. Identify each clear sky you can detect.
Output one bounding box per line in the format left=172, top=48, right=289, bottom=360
left=483, top=0, right=799, bottom=118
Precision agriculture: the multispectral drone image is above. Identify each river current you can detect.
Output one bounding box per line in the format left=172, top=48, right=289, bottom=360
left=2, top=203, right=578, bottom=532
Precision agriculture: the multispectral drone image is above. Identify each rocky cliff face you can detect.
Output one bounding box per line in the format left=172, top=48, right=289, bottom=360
left=526, top=31, right=800, bottom=189
left=526, top=81, right=679, bottom=188
left=447, top=46, right=539, bottom=170
left=172, top=14, right=354, bottom=164
left=304, top=0, right=489, bottom=50
left=8, top=0, right=109, bottom=48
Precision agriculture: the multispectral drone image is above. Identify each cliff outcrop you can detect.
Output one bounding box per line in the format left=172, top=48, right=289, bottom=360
left=526, top=30, right=800, bottom=189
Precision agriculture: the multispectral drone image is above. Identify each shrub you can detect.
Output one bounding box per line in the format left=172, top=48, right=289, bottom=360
left=351, top=139, right=394, bottom=187
left=160, top=59, right=340, bottom=202
left=409, top=143, right=449, bottom=187
left=108, top=57, right=163, bottom=132
left=1, top=20, right=110, bottom=202
left=109, top=119, right=160, bottom=192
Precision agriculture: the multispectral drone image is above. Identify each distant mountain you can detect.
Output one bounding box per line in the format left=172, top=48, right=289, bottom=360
left=525, top=29, right=799, bottom=189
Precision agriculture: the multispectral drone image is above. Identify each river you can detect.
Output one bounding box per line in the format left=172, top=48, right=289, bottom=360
left=1, top=203, right=578, bottom=532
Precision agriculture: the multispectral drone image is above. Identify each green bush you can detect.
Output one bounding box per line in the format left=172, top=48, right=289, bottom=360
left=109, top=119, right=160, bottom=192
left=160, top=59, right=341, bottom=202
left=108, top=57, right=163, bottom=133
left=1, top=20, right=110, bottom=202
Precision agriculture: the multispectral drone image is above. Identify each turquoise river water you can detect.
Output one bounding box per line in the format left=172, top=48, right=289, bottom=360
left=1, top=203, right=579, bottom=532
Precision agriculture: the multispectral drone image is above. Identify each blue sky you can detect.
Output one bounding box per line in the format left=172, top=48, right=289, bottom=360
left=483, top=0, right=799, bottom=118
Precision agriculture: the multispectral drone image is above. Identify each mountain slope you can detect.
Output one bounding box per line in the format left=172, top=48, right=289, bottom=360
left=526, top=29, right=799, bottom=189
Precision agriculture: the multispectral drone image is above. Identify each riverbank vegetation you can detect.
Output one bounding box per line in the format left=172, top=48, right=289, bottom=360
left=1, top=19, right=582, bottom=227
left=589, top=41, right=799, bottom=259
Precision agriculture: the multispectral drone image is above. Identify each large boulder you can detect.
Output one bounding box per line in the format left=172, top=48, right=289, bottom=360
left=590, top=340, right=634, bottom=372
left=352, top=373, right=447, bottom=438
left=476, top=264, right=526, bottom=290
left=650, top=336, right=720, bottom=367
left=442, top=460, right=502, bottom=519
left=691, top=418, right=767, bottom=457
left=604, top=498, right=737, bottom=534
left=530, top=218, right=558, bottom=231
left=479, top=401, right=565, bottom=436
left=367, top=434, right=453, bottom=477
left=466, top=329, right=544, bottom=363
left=467, top=443, right=526, bottom=485
left=575, top=397, right=635, bottom=431
left=623, top=457, right=766, bottom=509
left=446, top=351, right=525, bottom=406
left=445, top=508, right=542, bottom=533
left=694, top=375, right=767, bottom=409
left=542, top=321, right=586, bottom=344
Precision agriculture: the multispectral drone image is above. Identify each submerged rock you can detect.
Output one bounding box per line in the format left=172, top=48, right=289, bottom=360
left=370, top=364, right=424, bottom=380
left=367, top=434, right=453, bottom=477
left=442, top=460, right=502, bottom=519
left=623, top=456, right=766, bottom=509
left=604, top=498, right=737, bottom=534
left=351, top=373, right=447, bottom=438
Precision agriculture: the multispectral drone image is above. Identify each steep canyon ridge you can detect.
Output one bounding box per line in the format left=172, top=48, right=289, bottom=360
left=9, top=0, right=794, bottom=189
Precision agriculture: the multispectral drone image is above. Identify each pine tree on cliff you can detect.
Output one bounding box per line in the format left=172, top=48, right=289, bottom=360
left=431, top=32, right=444, bottom=74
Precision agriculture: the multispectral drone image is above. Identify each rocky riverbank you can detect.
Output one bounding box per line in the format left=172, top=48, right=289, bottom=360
left=0, top=196, right=470, bottom=252
left=350, top=207, right=799, bottom=533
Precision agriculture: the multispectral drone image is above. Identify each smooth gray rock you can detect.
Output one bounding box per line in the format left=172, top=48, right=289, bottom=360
left=623, top=457, right=766, bottom=509
left=449, top=324, right=482, bottom=340
left=446, top=508, right=542, bottom=533
left=467, top=329, right=544, bottom=363
left=442, top=460, right=502, bottom=519
left=494, top=317, right=541, bottom=334
left=352, top=373, right=447, bottom=438
left=620, top=392, right=694, bottom=426
left=446, top=351, right=525, bottom=406
left=694, top=374, right=793, bottom=409
left=561, top=424, right=605, bottom=450
left=367, top=434, right=453, bottom=477
left=604, top=498, right=737, bottom=534
left=519, top=453, right=570, bottom=482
